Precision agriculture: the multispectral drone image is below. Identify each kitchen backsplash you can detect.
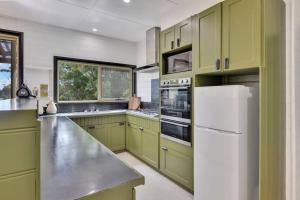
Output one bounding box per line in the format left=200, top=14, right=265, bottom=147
left=57, top=102, right=128, bottom=113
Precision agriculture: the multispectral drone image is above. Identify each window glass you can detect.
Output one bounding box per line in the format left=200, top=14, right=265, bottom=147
left=56, top=59, right=132, bottom=102
left=0, top=40, right=12, bottom=100
left=101, top=67, right=131, bottom=99
left=58, top=60, right=98, bottom=101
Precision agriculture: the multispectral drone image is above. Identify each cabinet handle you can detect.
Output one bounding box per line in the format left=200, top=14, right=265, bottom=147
left=119, top=122, right=125, bottom=126
left=161, top=147, right=168, bottom=151
left=224, top=57, right=230, bottom=69
left=177, top=38, right=180, bottom=47
left=216, top=59, right=221, bottom=70
left=127, top=123, right=131, bottom=127
left=171, top=41, right=174, bottom=50
left=87, top=125, right=95, bottom=129
left=139, top=127, right=144, bottom=131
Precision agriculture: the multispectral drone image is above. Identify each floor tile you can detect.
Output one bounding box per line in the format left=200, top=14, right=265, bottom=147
left=117, top=152, right=194, bottom=200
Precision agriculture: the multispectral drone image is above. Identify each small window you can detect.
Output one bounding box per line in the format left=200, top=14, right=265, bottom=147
left=101, top=67, right=132, bottom=100
left=55, top=58, right=133, bottom=103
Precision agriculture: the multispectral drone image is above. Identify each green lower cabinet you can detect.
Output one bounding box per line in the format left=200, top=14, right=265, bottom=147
left=108, top=122, right=126, bottom=151
left=160, top=138, right=193, bottom=191
left=126, top=116, right=159, bottom=169
left=88, top=125, right=107, bottom=146
left=141, top=128, right=159, bottom=168
left=88, top=122, right=126, bottom=152
left=126, top=123, right=142, bottom=157
left=0, top=173, right=36, bottom=200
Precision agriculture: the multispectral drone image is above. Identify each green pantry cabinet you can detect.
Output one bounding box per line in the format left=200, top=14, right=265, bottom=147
left=193, top=0, right=261, bottom=74
left=126, top=114, right=159, bottom=169
left=0, top=110, right=40, bottom=200
left=161, top=17, right=192, bottom=53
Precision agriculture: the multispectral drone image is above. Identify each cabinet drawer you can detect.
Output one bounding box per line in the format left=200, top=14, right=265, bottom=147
left=126, top=115, right=159, bottom=132
left=0, top=129, right=36, bottom=176
left=84, top=115, right=126, bottom=126
left=0, top=173, right=36, bottom=200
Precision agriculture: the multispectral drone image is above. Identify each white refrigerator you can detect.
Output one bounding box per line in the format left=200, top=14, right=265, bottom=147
left=194, top=85, right=259, bottom=200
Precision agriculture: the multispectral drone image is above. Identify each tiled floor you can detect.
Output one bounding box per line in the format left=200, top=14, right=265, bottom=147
left=117, top=152, right=194, bottom=200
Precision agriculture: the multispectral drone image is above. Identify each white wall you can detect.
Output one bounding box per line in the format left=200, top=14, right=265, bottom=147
left=0, top=16, right=137, bottom=98
left=136, top=39, right=146, bottom=67
left=136, top=71, right=159, bottom=102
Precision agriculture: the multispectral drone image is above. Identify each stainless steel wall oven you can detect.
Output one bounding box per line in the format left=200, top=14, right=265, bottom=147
left=160, top=77, right=192, bottom=146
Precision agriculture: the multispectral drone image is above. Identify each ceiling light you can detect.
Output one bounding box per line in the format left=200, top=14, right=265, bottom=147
left=123, top=0, right=130, bottom=3
left=92, top=28, right=98, bottom=32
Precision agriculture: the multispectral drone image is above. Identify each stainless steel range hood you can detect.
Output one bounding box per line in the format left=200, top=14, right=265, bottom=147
left=135, top=27, right=160, bottom=73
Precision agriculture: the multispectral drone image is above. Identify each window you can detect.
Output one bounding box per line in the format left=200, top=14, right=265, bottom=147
left=101, top=67, right=131, bottom=100
left=55, top=58, right=133, bottom=102
left=0, top=30, right=23, bottom=100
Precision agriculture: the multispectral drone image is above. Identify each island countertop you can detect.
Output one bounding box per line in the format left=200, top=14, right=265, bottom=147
left=40, top=115, right=144, bottom=200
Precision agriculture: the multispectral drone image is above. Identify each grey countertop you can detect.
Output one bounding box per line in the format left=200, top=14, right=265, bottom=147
left=56, top=109, right=159, bottom=121
left=40, top=116, right=144, bottom=200
left=0, top=98, right=38, bottom=111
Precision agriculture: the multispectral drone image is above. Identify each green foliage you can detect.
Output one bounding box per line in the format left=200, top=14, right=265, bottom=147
left=101, top=68, right=130, bottom=99
left=0, top=84, right=11, bottom=100
left=58, top=61, right=98, bottom=101
left=58, top=60, right=132, bottom=102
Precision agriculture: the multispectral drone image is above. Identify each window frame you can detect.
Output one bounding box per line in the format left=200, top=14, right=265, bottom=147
left=54, top=56, right=135, bottom=103
left=0, top=29, right=24, bottom=98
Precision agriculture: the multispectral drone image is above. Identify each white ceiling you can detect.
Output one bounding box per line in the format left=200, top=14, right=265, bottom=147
left=0, top=0, right=192, bottom=42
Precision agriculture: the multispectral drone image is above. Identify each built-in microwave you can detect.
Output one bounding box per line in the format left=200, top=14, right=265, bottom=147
left=165, top=50, right=192, bottom=74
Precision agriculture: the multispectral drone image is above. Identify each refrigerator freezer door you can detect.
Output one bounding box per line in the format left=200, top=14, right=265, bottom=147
left=194, top=126, right=246, bottom=200
left=194, top=85, right=252, bottom=133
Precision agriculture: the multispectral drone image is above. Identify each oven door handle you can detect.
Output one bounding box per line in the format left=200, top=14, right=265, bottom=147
left=160, top=120, right=190, bottom=128
left=160, top=86, right=190, bottom=90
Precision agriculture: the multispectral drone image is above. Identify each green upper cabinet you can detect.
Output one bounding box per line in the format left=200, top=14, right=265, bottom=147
left=174, top=18, right=192, bottom=49
left=222, top=0, right=261, bottom=71
left=161, top=27, right=175, bottom=53
left=193, top=4, right=222, bottom=74
left=161, top=17, right=192, bottom=54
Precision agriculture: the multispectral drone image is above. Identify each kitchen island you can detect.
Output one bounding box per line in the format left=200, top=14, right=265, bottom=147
left=0, top=98, right=144, bottom=200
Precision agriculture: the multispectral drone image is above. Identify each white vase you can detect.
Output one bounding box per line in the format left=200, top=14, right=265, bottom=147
left=46, top=101, right=57, bottom=114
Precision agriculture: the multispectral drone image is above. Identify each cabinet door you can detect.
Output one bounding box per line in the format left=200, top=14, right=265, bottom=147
left=87, top=125, right=108, bottom=147
left=160, top=142, right=193, bottom=190
left=161, top=27, right=175, bottom=53
left=108, top=122, right=126, bottom=152
left=126, top=123, right=141, bottom=156
left=222, top=0, right=261, bottom=71
left=193, top=4, right=222, bottom=74
left=175, top=18, right=192, bottom=48
left=0, top=173, right=36, bottom=200
left=141, top=128, right=159, bottom=168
